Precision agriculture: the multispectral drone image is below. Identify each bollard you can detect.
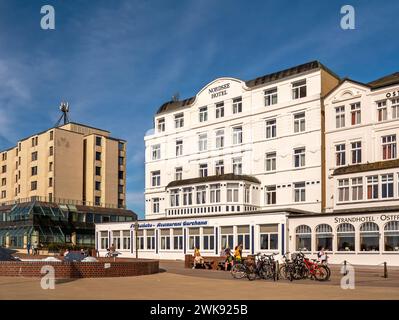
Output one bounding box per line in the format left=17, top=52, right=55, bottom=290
left=275, top=261, right=279, bottom=281
left=343, top=260, right=347, bottom=276
left=384, top=262, right=388, bottom=278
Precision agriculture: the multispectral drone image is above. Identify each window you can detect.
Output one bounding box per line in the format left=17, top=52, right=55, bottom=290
left=48, top=177, right=53, bottom=188
left=119, top=157, right=124, bottom=166
left=170, top=189, right=180, bottom=207
left=203, top=228, right=215, bottom=250
left=136, top=230, right=144, bottom=249
left=151, top=171, right=161, bottom=187
left=175, top=167, right=182, bottom=181
left=360, top=222, right=379, bottom=251
left=384, top=221, right=399, bottom=251
left=337, top=223, right=355, bottom=251
left=1, top=165, right=6, bottom=173
left=189, top=228, right=200, bottom=250
left=265, top=119, right=276, bottom=139
left=31, top=151, right=38, bottom=161
left=176, top=139, right=183, bottom=156
left=198, top=133, right=207, bottom=152
left=315, top=224, right=333, bottom=251
left=95, top=181, right=101, bottom=191
left=199, top=107, right=208, bottom=122
left=221, top=226, right=234, bottom=250
left=174, top=113, right=184, bottom=128
left=151, top=144, right=160, bottom=160
left=294, top=112, right=305, bottom=133
left=232, top=157, right=242, bottom=175
left=31, top=166, right=38, bottom=176
left=183, top=188, right=192, bottom=206
left=31, top=136, right=38, bottom=147
left=335, top=144, right=346, bottom=166
left=232, top=126, right=242, bottom=144
left=292, top=79, right=307, bottom=99
left=381, top=174, right=394, bottom=198
left=244, top=185, right=250, bottom=203
left=382, top=135, right=396, bottom=160
left=237, top=226, right=250, bottom=250
left=377, top=100, right=387, bottom=121
left=210, top=184, right=221, bottom=203
left=96, top=136, right=102, bottom=146
left=95, top=152, right=101, bottom=161
left=112, top=231, right=121, bottom=250
left=118, top=142, right=125, bottom=151
left=351, top=102, right=361, bottom=125
left=173, top=229, right=183, bottom=250
left=215, top=129, right=224, bottom=148
left=95, top=166, right=101, bottom=176
left=1, top=153, right=6, bottom=161
left=351, top=177, right=363, bottom=201
left=146, top=230, right=155, bottom=250
left=49, top=131, right=53, bottom=141
left=338, top=179, right=349, bottom=202
left=232, top=97, right=242, bottom=114
left=95, top=196, right=101, bottom=205
left=227, top=183, right=239, bottom=202
left=260, top=224, right=278, bottom=250
left=122, top=231, right=130, bottom=250
left=1, top=178, right=6, bottom=186
left=118, top=171, right=124, bottom=180
left=215, top=160, right=224, bottom=175
left=367, top=175, right=378, bottom=199
left=265, top=185, right=276, bottom=205
left=335, top=106, right=345, bottom=128
left=160, top=229, right=171, bottom=250
left=351, top=141, right=362, bottom=164
left=157, top=118, right=165, bottom=132
left=392, top=99, right=399, bottom=119
left=118, top=185, right=123, bottom=193
left=199, top=163, right=208, bottom=178
left=294, top=182, right=306, bottom=202
left=265, top=152, right=276, bottom=171
left=1, top=190, right=6, bottom=199
left=215, top=102, right=224, bottom=118
left=100, top=231, right=109, bottom=250
left=296, top=225, right=312, bottom=251
left=31, top=181, right=37, bottom=191
left=264, top=87, right=277, bottom=106
left=293, top=147, right=305, bottom=168
left=196, top=186, right=206, bottom=204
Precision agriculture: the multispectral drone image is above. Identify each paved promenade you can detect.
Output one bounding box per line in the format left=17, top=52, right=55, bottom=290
left=0, top=260, right=398, bottom=300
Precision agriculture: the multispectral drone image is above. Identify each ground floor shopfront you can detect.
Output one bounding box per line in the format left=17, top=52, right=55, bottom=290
left=96, top=209, right=399, bottom=266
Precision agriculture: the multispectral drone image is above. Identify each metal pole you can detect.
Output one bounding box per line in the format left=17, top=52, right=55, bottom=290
left=343, top=260, right=347, bottom=276
left=384, top=262, right=388, bottom=278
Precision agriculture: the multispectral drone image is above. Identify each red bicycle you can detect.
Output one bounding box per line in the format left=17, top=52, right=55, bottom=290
left=294, top=252, right=330, bottom=281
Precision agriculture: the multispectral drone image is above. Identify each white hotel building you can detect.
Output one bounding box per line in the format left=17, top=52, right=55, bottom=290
left=96, top=61, right=399, bottom=266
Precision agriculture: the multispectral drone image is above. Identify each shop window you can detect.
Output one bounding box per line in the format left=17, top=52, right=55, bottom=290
left=259, top=224, right=278, bottom=250
left=100, top=231, right=108, bottom=250
left=112, top=231, right=121, bottom=250
left=122, top=230, right=130, bottom=250
left=295, top=225, right=311, bottom=251
left=202, top=227, right=215, bottom=250
left=221, top=226, right=234, bottom=250
left=360, top=222, right=379, bottom=251
left=384, top=221, right=399, bottom=251
left=137, top=230, right=144, bottom=250
left=160, top=229, right=171, bottom=250
left=173, top=229, right=183, bottom=250
left=237, top=225, right=250, bottom=250
left=189, top=228, right=200, bottom=250
left=146, top=229, right=155, bottom=250
left=315, top=224, right=333, bottom=251
left=337, top=223, right=355, bottom=251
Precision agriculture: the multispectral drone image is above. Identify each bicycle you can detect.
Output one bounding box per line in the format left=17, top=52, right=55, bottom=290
left=295, top=251, right=330, bottom=281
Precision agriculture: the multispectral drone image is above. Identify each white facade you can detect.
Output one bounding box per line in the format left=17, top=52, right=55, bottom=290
left=144, top=62, right=339, bottom=220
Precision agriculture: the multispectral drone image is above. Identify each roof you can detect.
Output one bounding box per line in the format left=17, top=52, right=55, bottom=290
left=333, top=159, right=399, bottom=176
left=166, top=173, right=261, bottom=188
left=367, top=72, right=399, bottom=90
left=156, top=60, right=339, bottom=115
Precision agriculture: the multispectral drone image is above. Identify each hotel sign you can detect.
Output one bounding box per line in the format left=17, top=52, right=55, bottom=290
left=208, top=83, right=230, bottom=99
left=334, top=214, right=399, bottom=224
left=385, top=89, right=399, bottom=98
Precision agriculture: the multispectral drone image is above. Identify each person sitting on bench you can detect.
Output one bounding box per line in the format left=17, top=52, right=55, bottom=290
left=192, top=247, right=204, bottom=269
left=224, top=247, right=234, bottom=271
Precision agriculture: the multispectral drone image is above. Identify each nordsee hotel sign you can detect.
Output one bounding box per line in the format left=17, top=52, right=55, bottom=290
left=131, top=220, right=208, bottom=229
left=208, top=83, right=230, bottom=99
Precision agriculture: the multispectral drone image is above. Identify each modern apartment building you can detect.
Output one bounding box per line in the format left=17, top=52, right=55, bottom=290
left=0, top=120, right=136, bottom=249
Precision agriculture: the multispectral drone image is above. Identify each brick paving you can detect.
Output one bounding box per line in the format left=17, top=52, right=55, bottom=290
left=0, top=259, right=397, bottom=299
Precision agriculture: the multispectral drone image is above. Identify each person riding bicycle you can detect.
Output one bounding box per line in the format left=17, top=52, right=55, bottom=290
left=234, top=244, right=243, bottom=263
left=224, top=247, right=234, bottom=271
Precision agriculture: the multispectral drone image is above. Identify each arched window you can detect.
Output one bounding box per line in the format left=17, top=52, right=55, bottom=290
left=337, top=223, right=355, bottom=251
left=315, top=224, right=333, bottom=251
left=360, top=222, right=379, bottom=251
left=384, top=221, right=399, bottom=251
left=295, top=225, right=311, bottom=251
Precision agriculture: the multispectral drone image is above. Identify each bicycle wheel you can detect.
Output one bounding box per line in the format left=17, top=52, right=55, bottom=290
left=314, top=265, right=329, bottom=281
left=230, top=263, right=247, bottom=279
left=279, top=264, right=288, bottom=280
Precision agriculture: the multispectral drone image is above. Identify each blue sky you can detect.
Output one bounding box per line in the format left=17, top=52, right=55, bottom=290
left=0, top=0, right=398, bottom=218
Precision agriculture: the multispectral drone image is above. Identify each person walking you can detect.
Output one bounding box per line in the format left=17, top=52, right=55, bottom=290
left=32, top=241, right=38, bottom=255
left=26, top=241, right=31, bottom=255
left=234, top=243, right=243, bottom=264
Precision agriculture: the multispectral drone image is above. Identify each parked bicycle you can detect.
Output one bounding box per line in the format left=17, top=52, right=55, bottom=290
left=231, top=252, right=278, bottom=281
left=294, top=251, right=331, bottom=281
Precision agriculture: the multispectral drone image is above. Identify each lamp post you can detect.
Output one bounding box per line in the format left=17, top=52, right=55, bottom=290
left=134, top=221, right=139, bottom=259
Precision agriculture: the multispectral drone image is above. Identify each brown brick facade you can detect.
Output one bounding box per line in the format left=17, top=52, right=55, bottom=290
left=0, top=259, right=159, bottom=278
